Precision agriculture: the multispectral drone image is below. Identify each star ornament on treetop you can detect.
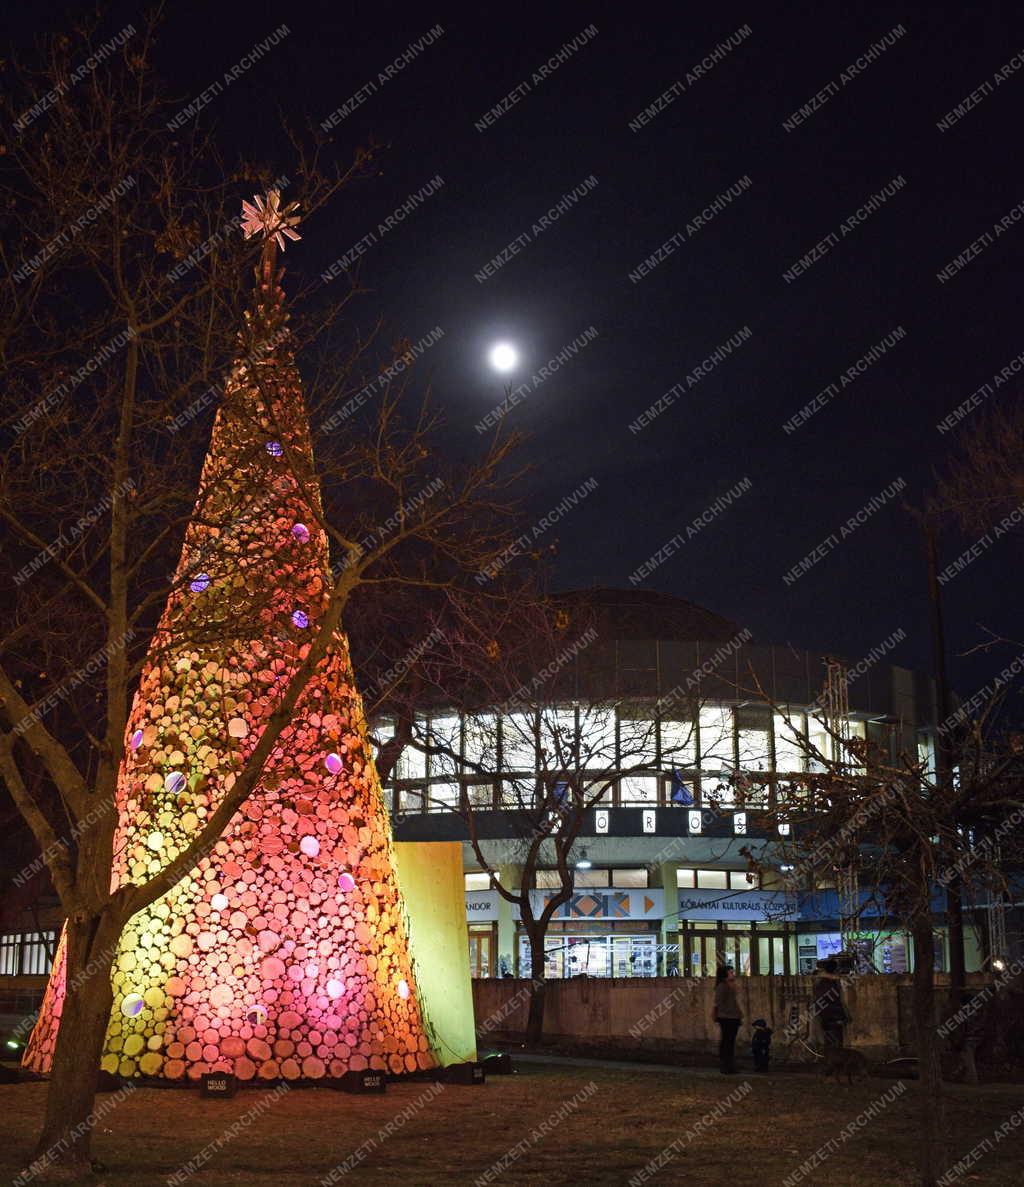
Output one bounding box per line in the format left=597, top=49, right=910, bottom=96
left=241, top=189, right=302, bottom=251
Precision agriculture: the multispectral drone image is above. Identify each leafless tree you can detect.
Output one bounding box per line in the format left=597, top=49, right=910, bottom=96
left=0, top=17, right=522, bottom=1177
left=750, top=682, right=1024, bottom=1187
left=380, top=592, right=716, bottom=1043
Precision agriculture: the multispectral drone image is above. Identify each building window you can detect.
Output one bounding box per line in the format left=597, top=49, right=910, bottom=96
left=396, top=739, right=427, bottom=781
left=501, top=713, right=538, bottom=771
left=699, top=704, right=734, bottom=767
left=519, top=931, right=658, bottom=979
left=464, top=713, right=497, bottom=768
left=524, top=866, right=651, bottom=888
left=774, top=710, right=806, bottom=773
left=808, top=714, right=832, bottom=771
left=660, top=713, right=696, bottom=768
left=696, top=870, right=728, bottom=889
left=618, top=706, right=658, bottom=767
left=468, top=924, right=496, bottom=977
left=619, top=774, right=658, bottom=806
left=540, top=707, right=579, bottom=767
left=498, top=780, right=528, bottom=809
left=736, top=705, right=772, bottom=771
left=675, top=868, right=758, bottom=890
left=426, top=782, right=459, bottom=811
left=464, top=872, right=492, bottom=891
left=580, top=707, right=617, bottom=768
left=917, top=732, right=936, bottom=779
left=428, top=714, right=462, bottom=779
left=0, top=934, right=20, bottom=976
left=846, top=719, right=867, bottom=772
left=0, top=931, right=56, bottom=976
left=370, top=715, right=394, bottom=758
left=584, top=778, right=614, bottom=806
left=465, top=782, right=495, bottom=810
left=397, top=786, right=425, bottom=814
left=612, top=868, right=649, bottom=888
left=22, top=933, right=53, bottom=974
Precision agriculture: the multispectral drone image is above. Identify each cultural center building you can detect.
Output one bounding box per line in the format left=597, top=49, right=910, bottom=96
left=386, top=588, right=1000, bottom=981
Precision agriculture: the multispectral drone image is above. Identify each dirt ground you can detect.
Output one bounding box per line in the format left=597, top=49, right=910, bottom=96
left=1, top=1061, right=1022, bottom=1186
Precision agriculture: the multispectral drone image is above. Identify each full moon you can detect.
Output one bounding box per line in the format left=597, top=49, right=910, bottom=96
left=488, top=342, right=518, bottom=372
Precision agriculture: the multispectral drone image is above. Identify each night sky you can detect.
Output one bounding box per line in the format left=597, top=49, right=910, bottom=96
left=9, top=2, right=1024, bottom=705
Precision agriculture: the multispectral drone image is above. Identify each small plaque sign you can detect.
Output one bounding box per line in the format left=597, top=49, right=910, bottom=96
left=334, top=1069, right=387, bottom=1094
left=201, top=1073, right=237, bottom=1098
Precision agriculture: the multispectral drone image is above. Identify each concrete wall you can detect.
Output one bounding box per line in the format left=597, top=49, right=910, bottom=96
left=473, top=972, right=993, bottom=1062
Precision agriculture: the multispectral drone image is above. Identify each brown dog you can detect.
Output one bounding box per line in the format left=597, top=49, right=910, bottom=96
left=823, top=1046, right=868, bottom=1084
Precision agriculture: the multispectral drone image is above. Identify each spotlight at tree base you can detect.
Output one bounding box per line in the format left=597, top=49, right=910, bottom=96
left=488, top=342, right=517, bottom=372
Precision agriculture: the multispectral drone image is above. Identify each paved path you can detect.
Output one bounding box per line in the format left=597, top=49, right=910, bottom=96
left=509, top=1050, right=817, bottom=1078
left=508, top=1050, right=1024, bottom=1097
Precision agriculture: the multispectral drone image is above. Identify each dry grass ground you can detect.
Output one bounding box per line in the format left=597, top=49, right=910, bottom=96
left=0, top=1062, right=1021, bottom=1186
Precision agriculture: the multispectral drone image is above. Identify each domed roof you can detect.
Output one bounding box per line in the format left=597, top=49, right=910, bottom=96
left=552, top=587, right=743, bottom=643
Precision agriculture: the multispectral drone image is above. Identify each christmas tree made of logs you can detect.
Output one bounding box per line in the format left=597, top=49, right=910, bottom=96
left=24, top=192, right=436, bottom=1083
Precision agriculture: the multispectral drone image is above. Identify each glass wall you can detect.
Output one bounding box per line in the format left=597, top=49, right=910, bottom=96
left=519, top=932, right=658, bottom=978
left=386, top=704, right=877, bottom=815
left=0, top=931, right=57, bottom=976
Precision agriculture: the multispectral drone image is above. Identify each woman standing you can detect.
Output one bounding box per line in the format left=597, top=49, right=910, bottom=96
left=813, top=958, right=848, bottom=1049
left=713, top=965, right=742, bottom=1073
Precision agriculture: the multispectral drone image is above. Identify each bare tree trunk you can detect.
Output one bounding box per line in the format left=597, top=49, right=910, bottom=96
left=31, top=910, right=120, bottom=1181
left=525, top=924, right=547, bottom=1046
left=910, top=914, right=946, bottom=1187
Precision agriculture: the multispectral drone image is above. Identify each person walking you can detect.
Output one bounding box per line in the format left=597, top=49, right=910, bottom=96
left=713, top=965, right=742, bottom=1073
left=813, top=958, right=848, bottom=1049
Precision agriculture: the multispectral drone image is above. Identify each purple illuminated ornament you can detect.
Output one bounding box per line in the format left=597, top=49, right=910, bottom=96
left=164, top=771, right=186, bottom=795
left=291, top=610, right=309, bottom=629
left=299, top=835, right=320, bottom=857
left=291, top=523, right=310, bottom=543
left=266, top=441, right=283, bottom=457
left=397, top=979, right=410, bottom=1000
left=190, top=573, right=210, bottom=593
left=324, top=753, right=343, bottom=775
left=130, top=729, right=144, bottom=752
left=338, top=871, right=356, bottom=892
left=121, top=994, right=144, bottom=1017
